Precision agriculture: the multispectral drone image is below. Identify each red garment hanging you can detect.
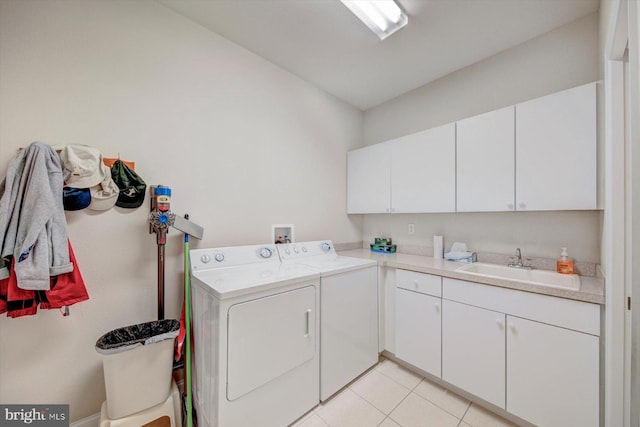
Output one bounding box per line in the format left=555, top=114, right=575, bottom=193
left=0, top=240, right=89, bottom=318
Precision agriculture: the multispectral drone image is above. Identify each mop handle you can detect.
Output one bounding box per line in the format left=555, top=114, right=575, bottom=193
left=184, top=232, right=193, bottom=427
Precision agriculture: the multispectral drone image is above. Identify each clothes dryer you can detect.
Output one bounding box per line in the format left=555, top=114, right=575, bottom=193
left=277, top=240, right=378, bottom=401
left=190, top=244, right=320, bottom=427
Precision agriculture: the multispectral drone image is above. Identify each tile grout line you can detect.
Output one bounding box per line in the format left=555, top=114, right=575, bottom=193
left=377, top=416, right=390, bottom=427
left=337, top=387, right=387, bottom=423
left=350, top=362, right=418, bottom=427
left=373, top=362, right=424, bottom=392
left=366, top=366, right=466, bottom=427
left=376, top=360, right=475, bottom=423
left=406, top=388, right=467, bottom=425
left=320, top=359, right=511, bottom=427
left=314, top=412, right=331, bottom=427
left=384, top=387, right=416, bottom=427
left=458, top=402, right=472, bottom=427
left=348, top=381, right=399, bottom=416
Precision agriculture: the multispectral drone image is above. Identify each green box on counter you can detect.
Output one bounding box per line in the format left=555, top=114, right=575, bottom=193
left=370, top=243, right=397, bottom=253
left=374, top=237, right=392, bottom=245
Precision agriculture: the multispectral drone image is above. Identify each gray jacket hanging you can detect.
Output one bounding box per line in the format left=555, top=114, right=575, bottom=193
left=0, top=142, right=73, bottom=290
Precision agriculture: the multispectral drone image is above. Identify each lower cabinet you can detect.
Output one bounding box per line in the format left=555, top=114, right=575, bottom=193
left=506, top=316, right=599, bottom=427
left=442, top=300, right=505, bottom=409
left=395, top=272, right=601, bottom=427
left=396, top=288, right=441, bottom=377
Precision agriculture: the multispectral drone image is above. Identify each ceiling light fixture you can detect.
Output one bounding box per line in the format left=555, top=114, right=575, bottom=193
left=340, top=0, right=408, bottom=40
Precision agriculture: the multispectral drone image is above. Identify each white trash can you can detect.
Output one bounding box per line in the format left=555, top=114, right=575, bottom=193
left=95, top=319, right=180, bottom=419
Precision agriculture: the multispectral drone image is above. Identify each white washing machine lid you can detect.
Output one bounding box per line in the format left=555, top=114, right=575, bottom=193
left=192, top=262, right=319, bottom=299
left=277, top=240, right=376, bottom=276
left=294, top=255, right=376, bottom=276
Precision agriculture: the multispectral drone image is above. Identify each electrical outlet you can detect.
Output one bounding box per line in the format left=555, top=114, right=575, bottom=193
left=408, top=223, right=415, bottom=235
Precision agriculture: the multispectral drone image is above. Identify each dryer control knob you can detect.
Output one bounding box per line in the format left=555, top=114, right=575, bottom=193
left=301, top=246, right=308, bottom=253
left=285, top=248, right=291, bottom=255
left=214, top=253, right=224, bottom=262
left=201, top=254, right=211, bottom=263
left=293, top=247, right=299, bottom=254
left=321, top=242, right=332, bottom=252
left=259, top=247, right=272, bottom=258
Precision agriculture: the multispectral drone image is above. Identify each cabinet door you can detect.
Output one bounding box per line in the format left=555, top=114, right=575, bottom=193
left=506, top=316, right=599, bottom=427
left=515, top=82, right=597, bottom=211
left=347, top=143, right=391, bottom=213
left=396, top=289, right=441, bottom=377
left=391, top=123, right=456, bottom=213
left=457, top=106, right=515, bottom=212
left=442, top=300, right=506, bottom=409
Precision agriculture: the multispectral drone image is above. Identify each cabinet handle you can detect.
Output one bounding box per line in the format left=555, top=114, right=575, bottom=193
left=496, top=319, right=504, bottom=328
left=385, top=208, right=390, bottom=213
left=507, top=202, right=514, bottom=210
left=434, top=302, right=440, bottom=311
left=413, top=280, right=419, bottom=288
left=304, top=309, right=311, bottom=338
left=391, top=208, right=396, bottom=213
left=508, top=322, right=516, bottom=332
left=518, top=201, right=526, bottom=209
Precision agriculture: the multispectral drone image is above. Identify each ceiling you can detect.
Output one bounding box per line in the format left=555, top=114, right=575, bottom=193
left=157, top=0, right=600, bottom=111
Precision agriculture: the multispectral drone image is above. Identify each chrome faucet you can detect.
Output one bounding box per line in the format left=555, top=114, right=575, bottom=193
left=508, top=248, right=533, bottom=269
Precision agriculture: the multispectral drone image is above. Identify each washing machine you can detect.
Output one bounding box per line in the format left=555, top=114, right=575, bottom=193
left=277, top=240, right=378, bottom=401
left=189, top=244, right=320, bottom=427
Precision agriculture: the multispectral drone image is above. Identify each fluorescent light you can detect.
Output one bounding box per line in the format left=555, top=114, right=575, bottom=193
left=356, top=1, right=389, bottom=31
left=376, top=1, right=403, bottom=24
left=340, top=0, right=408, bottom=40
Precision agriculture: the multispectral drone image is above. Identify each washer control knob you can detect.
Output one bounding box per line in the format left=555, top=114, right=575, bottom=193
left=321, top=242, right=332, bottom=252
left=302, top=246, right=308, bottom=253
left=214, top=253, right=225, bottom=262
left=259, top=247, right=272, bottom=258
left=293, top=247, right=299, bottom=254
left=201, top=254, right=211, bottom=263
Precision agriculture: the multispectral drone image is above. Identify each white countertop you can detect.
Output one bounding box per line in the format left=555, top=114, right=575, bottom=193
left=339, top=249, right=605, bottom=305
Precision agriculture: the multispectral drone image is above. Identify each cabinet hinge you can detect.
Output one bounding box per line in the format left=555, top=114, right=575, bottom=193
left=628, top=297, right=632, bottom=310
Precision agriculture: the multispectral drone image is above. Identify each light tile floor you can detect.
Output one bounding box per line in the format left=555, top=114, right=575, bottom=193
left=291, top=358, right=518, bottom=427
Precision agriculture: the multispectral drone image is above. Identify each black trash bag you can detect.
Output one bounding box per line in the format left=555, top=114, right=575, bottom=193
left=95, top=319, right=179, bottom=355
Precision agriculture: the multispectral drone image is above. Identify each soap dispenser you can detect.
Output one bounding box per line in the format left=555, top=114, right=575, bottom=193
left=556, top=247, right=574, bottom=274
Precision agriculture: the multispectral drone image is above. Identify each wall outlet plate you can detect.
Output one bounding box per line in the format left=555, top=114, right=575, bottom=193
left=408, top=223, right=415, bottom=235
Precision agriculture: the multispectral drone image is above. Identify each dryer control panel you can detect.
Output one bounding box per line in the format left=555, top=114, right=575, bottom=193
left=277, top=240, right=335, bottom=261
left=191, top=244, right=278, bottom=271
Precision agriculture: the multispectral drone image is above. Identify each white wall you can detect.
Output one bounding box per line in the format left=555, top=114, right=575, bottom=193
left=0, top=0, right=362, bottom=421
left=360, top=12, right=602, bottom=263
left=364, top=12, right=600, bottom=145
left=362, top=211, right=601, bottom=262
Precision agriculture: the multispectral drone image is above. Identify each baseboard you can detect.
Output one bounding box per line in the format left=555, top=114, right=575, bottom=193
left=71, top=412, right=100, bottom=427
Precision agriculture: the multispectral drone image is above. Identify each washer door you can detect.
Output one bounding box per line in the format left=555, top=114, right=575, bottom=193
left=227, top=285, right=316, bottom=401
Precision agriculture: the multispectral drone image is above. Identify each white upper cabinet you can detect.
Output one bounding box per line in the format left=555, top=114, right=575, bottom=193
left=515, top=82, right=597, bottom=211
left=391, top=123, right=456, bottom=213
left=347, top=142, right=391, bottom=214
left=347, top=82, right=598, bottom=214
left=457, top=106, right=515, bottom=212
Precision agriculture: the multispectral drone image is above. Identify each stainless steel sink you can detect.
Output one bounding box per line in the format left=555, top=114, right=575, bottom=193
left=456, top=262, right=580, bottom=290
